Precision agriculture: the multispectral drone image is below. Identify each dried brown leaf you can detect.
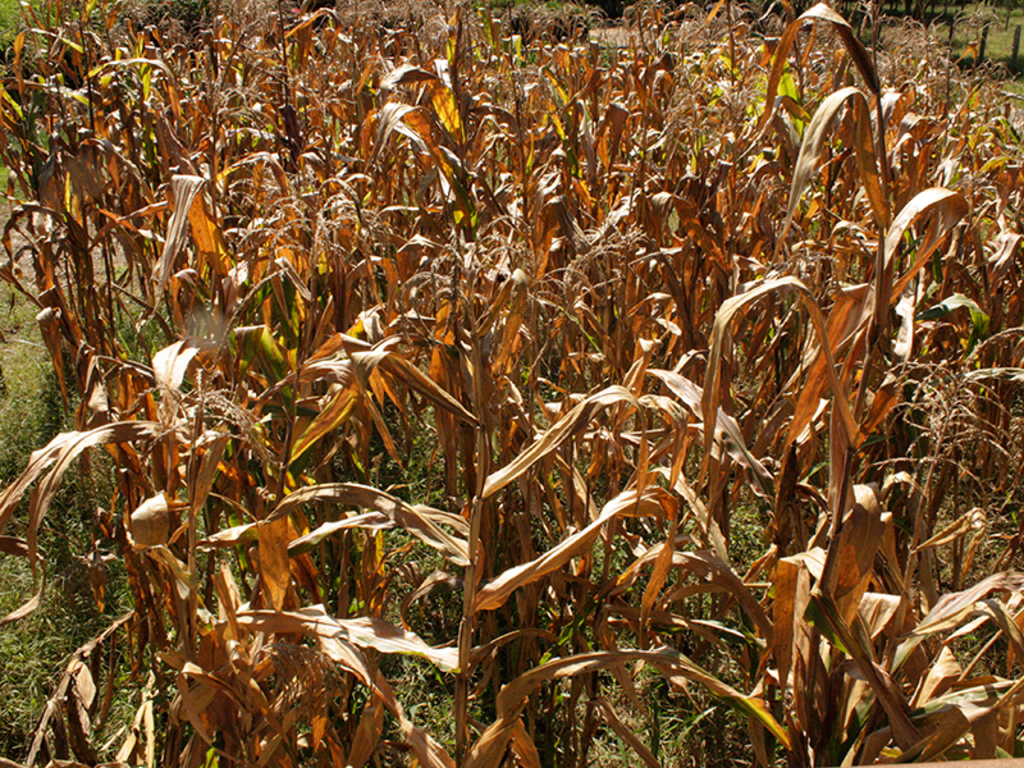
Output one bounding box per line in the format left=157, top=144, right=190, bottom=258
left=782, top=86, right=876, bottom=240
left=26, top=422, right=163, bottom=566
left=269, top=483, right=469, bottom=566
left=153, top=176, right=205, bottom=296
left=341, top=337, right=479, bottom=426
left=0, top=575, right=44, bottom=627
left=346, top=702, right=384, bottom=768
left=473, top=487, right=675, bottom=613
left=911, top=572, right=1024, bottom=638
left=509, top=719, right=541, bottom=768
left=288, top=512, right=394, bottom=556
left=886, top=188, right=970, bottom=302
left=820, top=484, right=885, bottom=624
left=238, top=606, right=460, bottom=671
left=760, top=3, right=879, bottom=142
left=257, top=516, right=292, bottom=611
left=482, top=386, right=639, bottom=499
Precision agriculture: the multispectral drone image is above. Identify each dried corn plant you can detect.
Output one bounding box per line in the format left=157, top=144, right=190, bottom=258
left=3, top=0, right=1024, bottom=765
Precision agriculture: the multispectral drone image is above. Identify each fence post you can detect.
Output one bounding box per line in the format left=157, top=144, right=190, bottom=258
left=1014, top=26, right=1022, bottom=69
left=979, top=22, right=990, bottom=61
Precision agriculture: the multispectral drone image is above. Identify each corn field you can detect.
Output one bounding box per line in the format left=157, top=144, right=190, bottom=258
left=2, top=0, right=1024, bottom=765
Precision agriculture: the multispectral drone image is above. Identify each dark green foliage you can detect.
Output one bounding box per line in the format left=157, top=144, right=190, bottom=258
left=139, top=0, right=210, bottom=33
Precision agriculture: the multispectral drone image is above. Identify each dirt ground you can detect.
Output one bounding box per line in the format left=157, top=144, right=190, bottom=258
left=589, top=26, right=632, bottom=46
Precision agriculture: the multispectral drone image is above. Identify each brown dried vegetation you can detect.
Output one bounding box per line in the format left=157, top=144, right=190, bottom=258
left=3, top=0, right=1024, bottom=765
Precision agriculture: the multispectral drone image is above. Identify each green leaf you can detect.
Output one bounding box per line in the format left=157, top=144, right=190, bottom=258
left=917, top=293, right=990, bottom=351
left=917, top=293, right=987, bottom=325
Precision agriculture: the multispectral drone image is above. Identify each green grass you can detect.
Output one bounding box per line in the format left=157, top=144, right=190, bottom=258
left=0, top=0, right=21, bottom=50
left=920, top=2, right=1024, bottom=73
left=0, top=249, right=137, bottom=762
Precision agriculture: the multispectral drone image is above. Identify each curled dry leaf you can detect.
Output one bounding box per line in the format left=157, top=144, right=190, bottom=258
left=341, top=336, right=480, bottom=426
left=819, top=484, right=886, bottom=625
left=906, top=572, right=1024, bottom=642
left=649, top=369, right=773, bottom=498
left=0, top=575, right=44, bottom=628
left=238, top=606, right=460, bottom=671
left=886, top=188, right=970, bottom=303
left=782, top=87, right=880, bottom=241
left=269, top=483, right=470, bottom=566
left=0, top=422, right=163, bottom=567
left=129, top=492, right=172, bottom=549
left=153, top=176, right=205, bottom=297
left=473, top=487, right=675, bottom=613
left=482, top=386, right=640, bottom=499
left=400, top=569, right=461, bottom=630
left=760, top=2, right=879, bottom=143
left=915, top=507, right=987, bottom=553
left=288, top=512, right=395, bottom=556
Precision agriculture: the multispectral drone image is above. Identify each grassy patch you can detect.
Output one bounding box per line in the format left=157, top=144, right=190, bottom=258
left=0, top=240, right=136, bottom=762
left=921, top=2, right=1024, bottom=73
left=0, top=0, right=22, bottom=51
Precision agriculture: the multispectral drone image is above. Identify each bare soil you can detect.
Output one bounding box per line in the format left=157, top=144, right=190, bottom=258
left=589, top=25, right=631, bottom=46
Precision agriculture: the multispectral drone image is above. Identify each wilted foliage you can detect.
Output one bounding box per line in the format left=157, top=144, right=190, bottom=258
left=3, top=0, right=1024, bottom=765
